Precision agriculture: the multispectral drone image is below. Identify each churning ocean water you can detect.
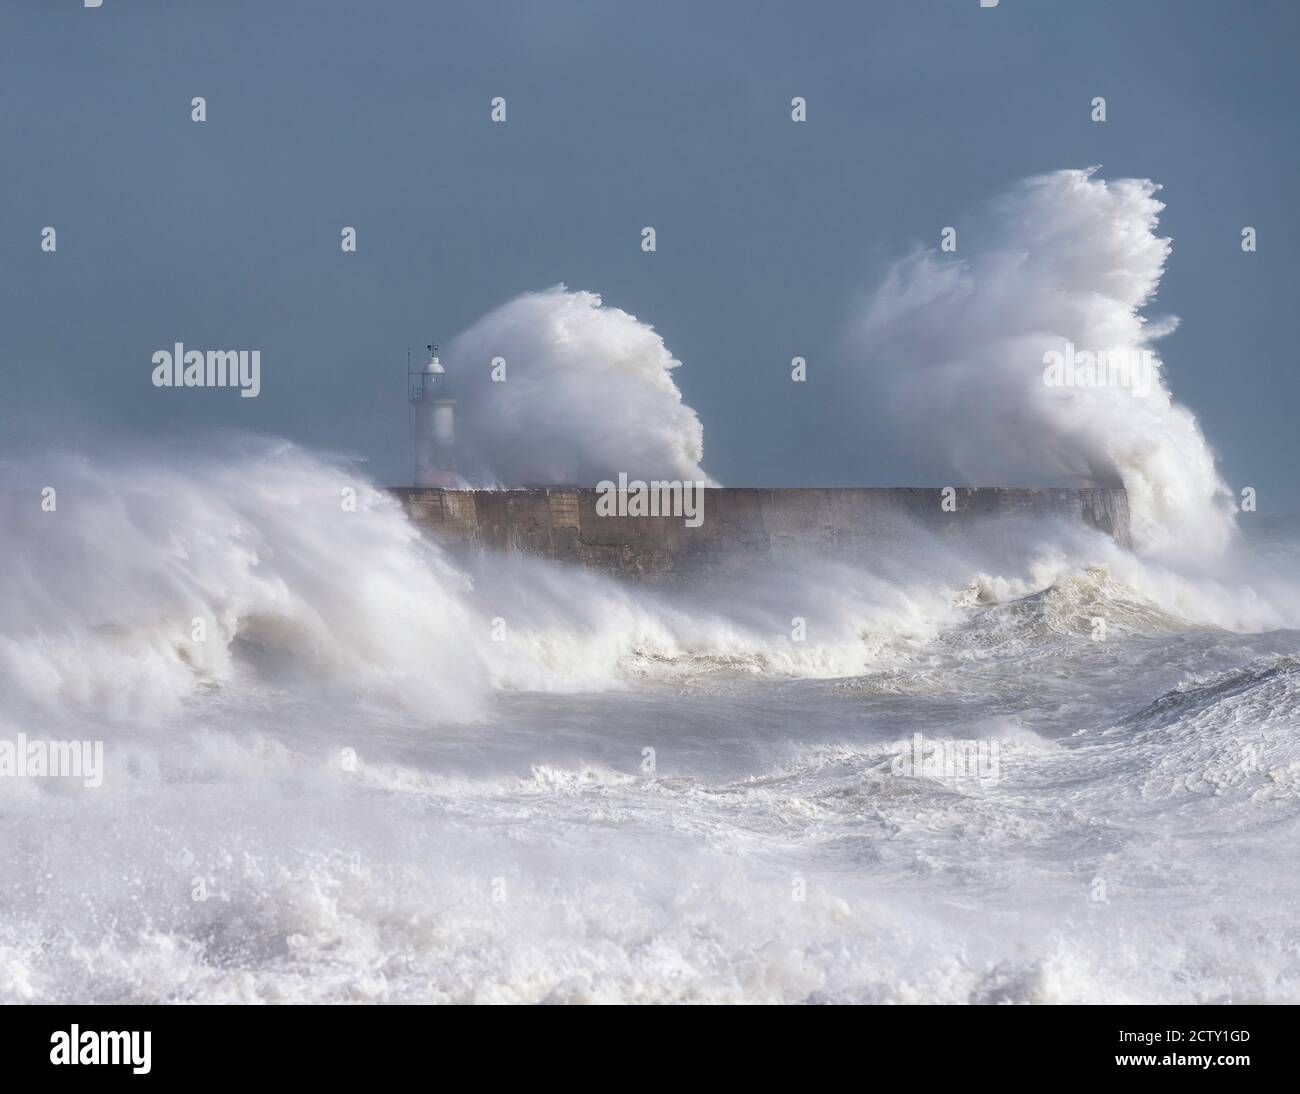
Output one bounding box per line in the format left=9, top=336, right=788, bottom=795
left=0, top=170, right=1292, bottom=1005
left=2, top=448, right=1298, bottom=1004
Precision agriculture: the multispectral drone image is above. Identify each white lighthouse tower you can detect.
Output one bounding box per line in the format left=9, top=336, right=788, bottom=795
left=410, top=344, right=458, bottom=487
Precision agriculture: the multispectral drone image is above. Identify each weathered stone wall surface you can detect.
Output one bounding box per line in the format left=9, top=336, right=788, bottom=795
left=392, top=487, right=1132, bottom=581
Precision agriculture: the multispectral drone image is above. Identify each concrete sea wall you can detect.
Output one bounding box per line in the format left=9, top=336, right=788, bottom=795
left=392, top=487, right=1132, bottom=582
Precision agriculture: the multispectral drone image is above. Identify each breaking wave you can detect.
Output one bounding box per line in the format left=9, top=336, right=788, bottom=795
left=855, top=168, right=1236, bottom=555
left=1, top=443, right=1295, bottom=732
left=441, top=286, right=712, bottom=487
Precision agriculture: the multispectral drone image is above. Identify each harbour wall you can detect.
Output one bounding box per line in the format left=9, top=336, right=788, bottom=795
left=392, top=487, right=1132, bottom=582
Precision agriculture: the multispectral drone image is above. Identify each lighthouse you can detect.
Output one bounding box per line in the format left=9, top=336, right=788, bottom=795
left=410, top=344, right=458, bottom=487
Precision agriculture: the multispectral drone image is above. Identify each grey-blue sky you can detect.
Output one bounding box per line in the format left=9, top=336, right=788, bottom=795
left=2, top=0, right=1297, bottom=503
